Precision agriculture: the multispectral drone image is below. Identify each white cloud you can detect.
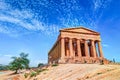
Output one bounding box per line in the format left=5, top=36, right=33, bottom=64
left=93, top=0, right=112, bottom=11
left=0, top=0, right=113, bottom=37
left=0, top=27, right=10, bottom=34
left=0, top=11, right=45, bottom=31
left=9, top=10, right=33, bottom=19
left=0, top=1, right=10, bottom=10
left=0, top=0, right=59, bottom=36
left=102, top=44, right=109, bottom=47
left=4, top=54, right=13, bottom=57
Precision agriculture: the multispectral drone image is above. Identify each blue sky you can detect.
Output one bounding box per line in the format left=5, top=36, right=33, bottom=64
left=0, top=0, right=120, bottom=66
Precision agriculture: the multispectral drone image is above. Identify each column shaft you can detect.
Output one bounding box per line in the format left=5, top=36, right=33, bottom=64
left=77, top=39, right=82, bottom=57
left=61, top=38, right=65, bottom=58
left=91, top=40, right=97, bottom=58
left=84, top=40, right=89, bottom=57
left=95, top=42, right=98, bottom=57
left=98, top=41, right=104, bottom=58
left=69, top=38, right=74, bottom=57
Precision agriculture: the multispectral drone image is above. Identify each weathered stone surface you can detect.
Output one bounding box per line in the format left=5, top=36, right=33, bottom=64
left=48, top=27, right=106, bottom=64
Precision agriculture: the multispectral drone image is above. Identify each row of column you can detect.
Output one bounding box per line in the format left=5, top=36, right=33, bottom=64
left=61, top=38, right=104, bottom=59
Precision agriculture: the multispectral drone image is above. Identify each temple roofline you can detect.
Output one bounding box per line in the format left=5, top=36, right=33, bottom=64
left=60, top=26, right=100, bottom=35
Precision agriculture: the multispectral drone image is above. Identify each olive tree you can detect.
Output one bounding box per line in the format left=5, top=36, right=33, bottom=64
left=9, top=52, right=30, bottom=74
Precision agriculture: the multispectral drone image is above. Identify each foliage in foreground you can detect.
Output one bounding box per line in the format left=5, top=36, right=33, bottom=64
left=52, top=64, right=58, bottom=67
left=0, top=64, right=9, bottom=71
left=24, top=69, right=48, bottom=78
left=37, top=63, right=44, bottom=68
left=9, top=52, right=30, bottom=74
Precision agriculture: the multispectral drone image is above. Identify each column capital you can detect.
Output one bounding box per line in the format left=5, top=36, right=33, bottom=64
left=60, top=37, right=65, bottom=39
left=76, top=38, right=81, bottom=40
left=83, top=39, right=87, bottom=41
left=97, top=40, right=101, bottom=42
left=69, top=38, right=73, bottom=40
left=90, top=39, right=95, bottom=41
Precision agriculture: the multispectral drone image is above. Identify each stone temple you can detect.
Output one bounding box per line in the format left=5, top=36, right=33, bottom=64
left=48, top=27, right=107, bottom=64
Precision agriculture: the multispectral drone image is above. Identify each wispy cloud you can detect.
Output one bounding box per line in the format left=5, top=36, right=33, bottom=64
left=4, top=54, right=13, bottom=57
left=0, top=0, right=59, bottom=36
left=0, top=0, right=112, bottom=37
left=59, top=0, right=112, bottom=30
left=102, top=43, right=109, bottom=47
left=92, top=0, right=112, bottom=24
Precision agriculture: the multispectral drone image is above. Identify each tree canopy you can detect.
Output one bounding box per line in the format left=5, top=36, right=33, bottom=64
left=9, top=52, right=30, bottom=73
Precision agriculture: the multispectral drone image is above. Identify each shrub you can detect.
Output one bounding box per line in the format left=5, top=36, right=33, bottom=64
left=24, top=73, right=29, bottom=78
left=97, top=72, right=102, bottom=75
left=52, top=64, right=58, bottom=67
left=38, top=63, right=44, bottom=68
left=30, top=72, right=37, bottom=77
left=32, top=69, right=49, bottom=76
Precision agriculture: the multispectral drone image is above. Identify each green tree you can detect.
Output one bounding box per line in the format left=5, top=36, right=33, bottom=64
left=37, top=63, right=44, bottom=68
left=0, top=64, right=9, bottom=70
left=9, top=52, right=30, bottom=74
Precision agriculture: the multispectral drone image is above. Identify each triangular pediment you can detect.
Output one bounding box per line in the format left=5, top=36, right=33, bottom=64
left=60, top=27, right=99, bottom=35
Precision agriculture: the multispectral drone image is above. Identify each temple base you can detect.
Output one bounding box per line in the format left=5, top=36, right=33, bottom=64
left=49, top=57, right=109, bottom=64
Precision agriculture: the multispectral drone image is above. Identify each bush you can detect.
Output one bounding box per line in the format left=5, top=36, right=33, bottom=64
left=30, top=72, right=37, bottom=77
left=38, top=63, right=44, bottom=68
left=35, top=69, right=48, bottom=74
left=24, top=73, right=29, bottom=78
left=24, top=68, right=49, bottom=78
left=52, top=64, right=58, bottom=67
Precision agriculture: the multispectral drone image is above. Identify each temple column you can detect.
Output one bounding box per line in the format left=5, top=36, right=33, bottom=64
left=95, top=42, right=98, bottom=57
left=84, top=40, right=89, bottom=57
left=69, top=38, right=74, bottom=58
left=61, top=38, right=65, bottom=58
left=98, top=41, right=104, bottom=58
left=91, top=40, right=97, bottom=58
left=77, top=39, right=82, bottom=57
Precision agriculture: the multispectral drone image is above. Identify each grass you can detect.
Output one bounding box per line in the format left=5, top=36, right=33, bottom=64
left=24, top=73, right=29, bottom=78
left=24, top=68, right=49, bottom=78
left=30, top=72, right=37, bottom=77
left=52, top=64, right=58, bottom=67
left=97, top=72, right=102, bottom=75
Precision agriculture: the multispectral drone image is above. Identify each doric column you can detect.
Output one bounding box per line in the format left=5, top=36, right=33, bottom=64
left=98, top=41, right=104, bottom=58
left=58, top=41, right=60, bottom=58
left=61, top=38, right=65, bottom=58
left=77, top=39, right=82, bottom=57
left=91, top=40, right=97, bottom=58
left=84, top=40, right=89, bottom=57
left=95, top=42, right=98, bottom=57
left=69, top=38, right=74, bottom=57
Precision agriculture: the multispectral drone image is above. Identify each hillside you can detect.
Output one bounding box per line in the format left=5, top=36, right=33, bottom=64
left=36, top=64, right=120, bottom=80
left=1, top=64, right=120, bottom=80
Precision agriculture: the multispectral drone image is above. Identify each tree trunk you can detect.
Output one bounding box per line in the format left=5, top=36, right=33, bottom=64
left=15, top=69, right=18, bottom=74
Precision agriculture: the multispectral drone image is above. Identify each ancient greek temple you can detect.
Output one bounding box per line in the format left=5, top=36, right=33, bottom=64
left=48, top=27, right=105, bottom=64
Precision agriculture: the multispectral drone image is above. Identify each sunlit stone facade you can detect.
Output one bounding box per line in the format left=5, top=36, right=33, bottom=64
left=48, top=27, right=105, bottom=64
